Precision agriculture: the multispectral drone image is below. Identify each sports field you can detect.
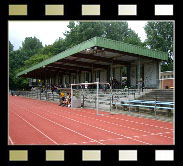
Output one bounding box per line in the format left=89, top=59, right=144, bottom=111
left=9, top=95, right=174, bottom=145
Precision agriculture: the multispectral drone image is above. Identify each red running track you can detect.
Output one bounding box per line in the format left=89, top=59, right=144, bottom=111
left=9, top=95, right=174, bottom=145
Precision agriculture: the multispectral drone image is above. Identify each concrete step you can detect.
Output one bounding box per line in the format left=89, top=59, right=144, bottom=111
left=137, top=89, right=173, bottom=101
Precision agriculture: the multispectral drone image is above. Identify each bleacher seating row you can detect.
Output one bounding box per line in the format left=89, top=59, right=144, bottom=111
left=112, top=100, right=174, bottom=118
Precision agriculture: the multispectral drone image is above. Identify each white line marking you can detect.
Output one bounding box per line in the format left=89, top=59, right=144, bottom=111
left=9, top=136, right=14, bottom=145
left=19, top=101, right=173, bottom=142
left=76, top=109, right=173, bottom=129
left=12, top=111, right=59, bottom=145
left=42, top=108, right=174, bottom=141
left=16, top=97, right=174, bottom=129
left=21, top=109, right=104, bottom=145
left=12, top=99, right=173, bottom=144
left=26, top=109, right=150, bottom=145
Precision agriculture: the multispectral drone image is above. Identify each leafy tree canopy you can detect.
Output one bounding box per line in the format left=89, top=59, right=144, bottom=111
left=9, top=41, right=14, bottom=52
left=144, top=22, right=173, bottom=71
left=9, top=37, right=43, bottom=90
left=63, top=21, right=143, bottom=47
left=21, top=37, right=43, bottom=53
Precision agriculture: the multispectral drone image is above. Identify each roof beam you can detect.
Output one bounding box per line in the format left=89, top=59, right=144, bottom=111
left=54, top=59, right=108, bottom=69
left=23, top=68, right=74, bottom=79
left=72, top=53, right=129, bottom=65
left=44, top=66, right=78, bottom=73
left=97, top=46, right=158, bottom=61
left=46, top=63, right=91, bottom=72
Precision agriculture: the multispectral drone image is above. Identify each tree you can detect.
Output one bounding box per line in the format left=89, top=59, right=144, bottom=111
left=144, top=22, right=173, bottom=71
left=63, top=21, right=143, bottom=48
left=21, top=36, right=43, bottom=54
left=102, top=22, right=142, bottom=46
left=63, top=22, right=105, bottom=48
left=9, top=41, right=14, bottom=52
left=41, top=37, right=66, bottom=57
left=23, top=54, right=49, bottom=68
left=9, top=49, right=30, bottom=90
left=9, top=37, right=43, bottom=90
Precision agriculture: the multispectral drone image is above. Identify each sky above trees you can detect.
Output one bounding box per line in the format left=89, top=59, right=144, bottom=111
left=9, top=21, right=147, bottom=50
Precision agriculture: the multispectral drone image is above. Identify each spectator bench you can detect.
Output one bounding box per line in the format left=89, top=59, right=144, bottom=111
left=112, top=100, right=174, bottom=117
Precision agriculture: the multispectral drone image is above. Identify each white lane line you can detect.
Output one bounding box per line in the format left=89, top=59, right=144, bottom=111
left=23, top=103, right=167, bottom=139
left=26, top=109, right=150, bottom=145
left=79, top=109, right=173, bottom=130
left=20, top=109, right=104, bottom=145
left=14, top=97, right=173, bottom=131
left=9, top=136, right=14, bottom=145
left=12, top=104, right=104, bottom=145
left=42, top=109, right=173, bottom=141
left=64, top=130, right=174, bottom=145
left=13, top=101, right=174, bottom=142
left=23, top=103, right=173, bottom=144
left=76, top=108, right=173, bottom=129
left=12, top=111, right=58, bottom=145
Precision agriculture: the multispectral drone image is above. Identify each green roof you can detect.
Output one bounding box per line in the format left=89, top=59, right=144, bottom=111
left=17, top=37, right=168, bottom=77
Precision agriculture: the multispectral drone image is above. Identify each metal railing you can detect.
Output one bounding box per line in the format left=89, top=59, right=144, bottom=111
left=14, top=90, right=60, bottom=102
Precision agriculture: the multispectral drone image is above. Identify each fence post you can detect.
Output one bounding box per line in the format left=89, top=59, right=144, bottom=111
left=96, top=82, right=99, bottom=115
left=46, top=91, right=47, bottom=100
left=128, top=98, right=131, bottom=114
left=154, top=97, right=157, bottom=119
left=95, top=96, right=96, bottom=108
left=110, top=95, right=112, bottom=112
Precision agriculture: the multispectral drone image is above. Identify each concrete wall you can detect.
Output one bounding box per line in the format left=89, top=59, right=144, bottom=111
left=62, top=76, right=66, bottom=87
left=130, top=65, right=136, bottom=87
left=100, top=70, right=107, bottom=82
left=51, top=60, right=160, bottom=89
left=115, top=67, right=121, bottom=83
left=89, top=72, right=92, bottom=82
left=144, top=63, right=157, bottom=88
left=80, top=72, right=85, bottom=83
left=128, top=61, right=160, bottom=89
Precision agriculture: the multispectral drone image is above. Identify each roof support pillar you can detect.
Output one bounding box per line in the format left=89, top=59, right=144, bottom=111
left=57, top=72, right=60, bottom=85
left=110, top=63, right=113, bottom=89
left=127, top=64, right=131, bottom=88
left=137, top=56, right=141, bottom=90
left=156, top=60, right=160, bottom=89
left=91, top=65, right=93, bottom=82
left=76, top=71, right=79, bottom=84
left=44, top=68, right=46, bottom=86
